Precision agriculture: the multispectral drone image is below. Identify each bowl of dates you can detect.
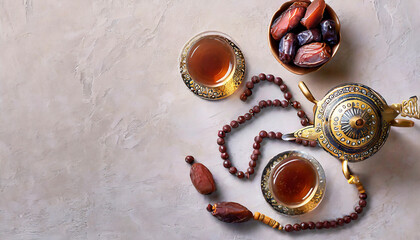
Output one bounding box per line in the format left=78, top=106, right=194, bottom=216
left=268, top=0, right=340, bottom=75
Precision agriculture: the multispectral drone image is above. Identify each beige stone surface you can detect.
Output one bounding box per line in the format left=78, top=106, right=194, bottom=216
left=0, top=0, right=419, bottom=239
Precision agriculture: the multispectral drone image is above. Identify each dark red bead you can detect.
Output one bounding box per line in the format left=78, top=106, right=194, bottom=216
left=218, top=130, right=225, bottom=138
left=267, top=74, right=274, bottom=82
left=337, top=218, right=344, bottom=226
left=253, top=142, right=260, bottom=149
left=229, top=167, right=237, bottom=174
left=280, top=84, right=288, bottom=92
left=249, top=109, right=254, bottom=115
left=302, top=140, right=308, bottom=146
left=300, top=222, right=309, bottom=230
left=355, top=206, right=363, bottom=214
left=230, top=121, right=239, bottom=128
left=258, top=73, right=266, bottom=80
left=343, top=216, right=351, bottom=224
left=254, top=136, right=263, bottom=143
left=268, top=131, right=276, bottom=139
left=221, top=152, right=229, bottom=160
left=273, top=99, right=281, bottom=106
left=237, top=171, right=245, bottom=178
left=284, top=92, right=292, bottom=100
left=350, top=213, right=358, bottom=220
left=245, top=172, right=250, bottom=179
left=251, top=76, right=259, bottom=83
left=249, top=160, right=257, bottom=168
left=223, top=160, right=231, bottom=168
left=223, top=125, right=231, bottom=133
left=297, top=110, right=305, bottom=118
left=276, top=132, right=283, bottom=139
left=185, top=155, right=194, bottom=164
left=315, top=222, right=323, bottom=229
left=274, top=77, right=283, bottom=86
left=359, top=199, right=367, bottom=207
left=259, top=130, right=268, bottom=138
left=259, top=100, right=267, bottom=108
left=330, top=220, right=337, bottom=228
left=244, top=113, right=252, bottom=120
left=281, top=100, right=289, bottom=108
left=240, top=93, right=247, bottom=101
left=293, top=224, right=301, bottom=231
left=246, top=81, right=254, bottom=89
left=359, top=193, right=367, bottom=200
left=284, top=224, right=293, bottom=232
left=295, top=138, right=302, bottom=144
left=301, top=118, right=309, bottom=126
left=217, top=138, right=225, bottom=145
left=253, top=149, right=261, bottom=155
left=253, top=106, right=261, bottom=113
left=244, top=89, right=252, bottom=97
left=251, top=154, right=258, bottom=161
left=308, top=221, right=316, bottom=229
left=247, top=167, right=254, bottom=174
left=238, top=116, right=246, bottom=124
left=323, top=221, right=330, bottom=229
left=292, top=101, right=301, bottom=109
left=219, top=145, right=226, bottom=153
left=310, top=141, right=317, bottom=147
left=266, top=100, right=272, bottom=106
left=206, top=204, right=213, bottom=212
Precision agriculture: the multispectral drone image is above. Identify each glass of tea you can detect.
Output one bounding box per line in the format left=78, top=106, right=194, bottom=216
left=261, top=151, right=326, bottom=215
left=179, top=31, right=245, bottom=100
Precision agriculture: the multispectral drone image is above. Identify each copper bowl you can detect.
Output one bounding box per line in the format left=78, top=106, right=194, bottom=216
left=268, top=0, right=341, bottom=75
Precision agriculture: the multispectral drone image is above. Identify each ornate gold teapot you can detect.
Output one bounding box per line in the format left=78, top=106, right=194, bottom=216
left=284, top=82, right=419, bottom=162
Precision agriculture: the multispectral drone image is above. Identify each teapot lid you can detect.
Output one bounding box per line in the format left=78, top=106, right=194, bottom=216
left=314, top=84, right=391, bottom=162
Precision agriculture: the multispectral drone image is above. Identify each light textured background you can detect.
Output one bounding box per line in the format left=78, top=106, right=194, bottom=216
left=0, top=0, right=419, bottom=239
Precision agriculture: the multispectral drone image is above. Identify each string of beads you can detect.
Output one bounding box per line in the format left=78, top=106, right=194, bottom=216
left=214, top=73, right=369, bottom=232
left=217, top=73, right=314, bottom=179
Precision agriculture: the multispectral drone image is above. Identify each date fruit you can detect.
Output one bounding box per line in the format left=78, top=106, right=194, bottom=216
left=279, top=33, right=298, bottom=64
left=270, top=1, right=309, bottom=40
left=297, top=29, right=321, bottom=46
left=300, top=0, right=326, bottom=29
left=320, top=19, right=338, bottom=45
left=209, top=202, right=253, bottom=223
left=294, top=42, right=331, bottom=67
left=190, top=163, right=216, bottom=195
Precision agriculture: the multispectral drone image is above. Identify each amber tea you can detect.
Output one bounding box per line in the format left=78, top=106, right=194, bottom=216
left=186, top=36, right=235, bottom=87
left=269, top=156, right=318, bottom=208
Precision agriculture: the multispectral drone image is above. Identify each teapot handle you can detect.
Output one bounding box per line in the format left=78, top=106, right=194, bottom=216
left=390, top=119, right=414, bottom=127
left=342, top=160, right=365, bottom=193
left=298, top=81, right=318, bottom=104
left=390, top=96, right=419, bottom=118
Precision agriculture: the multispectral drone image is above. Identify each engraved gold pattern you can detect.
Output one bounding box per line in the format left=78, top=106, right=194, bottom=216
left=396, top=96, right=420, bottom=119
left=261, top=151, right=326, bottom=216
left=314, top=84, right=390, bottom=162
left=179, top=32, right=245, bottom=100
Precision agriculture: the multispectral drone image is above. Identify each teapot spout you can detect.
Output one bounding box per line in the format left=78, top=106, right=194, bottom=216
left=282, top=126, right=320, bottom=141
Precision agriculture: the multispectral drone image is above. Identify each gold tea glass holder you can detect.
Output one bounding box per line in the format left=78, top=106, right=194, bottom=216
left=261, top=150, right=326, bottom=216
left=179, top=31, right=245, bottom=100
